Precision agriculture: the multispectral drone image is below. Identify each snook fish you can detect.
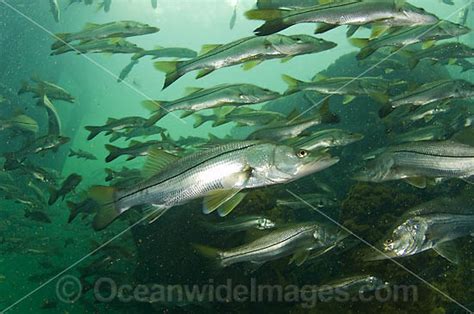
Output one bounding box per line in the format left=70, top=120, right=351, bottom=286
left=89, top=141, right=339, bottom=230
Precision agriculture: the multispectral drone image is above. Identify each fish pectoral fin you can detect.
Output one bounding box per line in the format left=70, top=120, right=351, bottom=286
left=196, top=68, right=214, bottom=79
left=203, top=189, right=247, bottom=216
left=289, top=250, right=310, bottom=266
left=404, top=177, right=427, bottom=189
left=180, top=110, right=194, bottom=118
left=370, top=23, right=391, bottom=39
left=342, top=95, right=356, bottom=105
left=142, top=147, right=180, bottom=178
left=314, top=23, right=337, bottom=34
left=280, top=56, right=293, bottom=63
left=421, top=40, right=436, bottom=49
left=245, top=261, right=265, bottom=274
left=433, top=241, right=460, bottom=264
left=242, top=60, right=262, bottom=71
left=461, top=175, right=474, bottom=185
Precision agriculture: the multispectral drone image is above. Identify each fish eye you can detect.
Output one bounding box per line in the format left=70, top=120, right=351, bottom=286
left=296, top=149, right=308, bottom=158
left=384, top=239, right=393, bottom=245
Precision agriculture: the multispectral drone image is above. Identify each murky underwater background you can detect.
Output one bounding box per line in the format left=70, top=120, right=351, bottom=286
left=0, top=0, right=473, bottom=313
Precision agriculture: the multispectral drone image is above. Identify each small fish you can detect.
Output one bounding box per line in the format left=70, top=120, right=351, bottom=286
left=389, top=124, right=450, bottom=144
left=0, top=113, right=39, bottom=133
left=98, top=0, right=112, bottom=12
left=247, top=100, right=339, bottom=141
left=404, top=42, right=474, bottom=70
left=194, top=222, right=343, bottom=268
left=221, top=107, right=289, bottom=126
left=49, top=0, right=60, bottom=22
left=229, top=2, right=237, bottom=30
left=293, top=128, right=364, bottom=150
left=311, top=275, right=388, bottom=295
left=283, top=74, right=392, bottom=104
left=51, top=38, right=143, bottom=55
left=350, top=21, right=470, bottom=60
left=142, top=84, right=281, bottom=125
left=18, top=78, right=75, bottom=103
left=247, top=1, right=439, bottom=36
left=104, top=140, right=175, bottom=162
left=48, top=173, right=82, bottom=205
left=277, top=193, right=338, bottom=210
left=132, top=47, right=197, bottom=60
left=117, top=59, right=139, bottom=82
left=380, top=79, right=474, bottom=117
left=69, top=149, right=97, bottom=160
left=201, top=215, right=275, bottom=233
left=85, top=116, right=149, bottom=140
left=89, top=141, right=339, bottom=230
left=104, top=167, right=141, bottom=182
left=41, top=95, right=62, bottom=136
left=109, top=125, right=165, bottom=142
left=367, top=197, right=474, bottom=263
left=354, top=140, right=474, bottom=188
left=51, top=21, right=159, bottom=50
left=24, top=210, right=51, bottom=224
left=155, top=34, right=336, bottom=89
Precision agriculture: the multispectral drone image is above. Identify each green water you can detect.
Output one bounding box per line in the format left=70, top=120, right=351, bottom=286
left=0, top=0, right=473, bottom=313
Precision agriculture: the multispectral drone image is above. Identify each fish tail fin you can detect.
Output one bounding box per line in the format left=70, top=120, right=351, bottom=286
left=317, top=98, right=340, bottom=124
left=84, top=126, right=102, bottom=140
left=18, top=80, right=29, bottom=95
left=66, top=201, right=79, bottom=223
left=142, top=100, right=167, bottom=126
left=192, top=243, right=224, bottom=268
left=88, top=186, right=121, bottom=230
left=244, top=9, right=285, bottom=21
left=253, top=18, right=292, bottom=36
left=48, top=187, right=58, bottom=205
left=68, top=149, right=75, bottom=157
left=281, top=74, right=302, bottom=94
left=51, top=33, right=70, bottom=49
left=104, top=144, right=121, bottom=162
left=154, top=61, right=184, bottom=89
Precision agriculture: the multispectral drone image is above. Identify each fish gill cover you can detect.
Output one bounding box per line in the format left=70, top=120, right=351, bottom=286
left=0, top=0, right=473, bottom=313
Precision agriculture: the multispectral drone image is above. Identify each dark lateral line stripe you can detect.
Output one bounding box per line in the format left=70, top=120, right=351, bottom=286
left=173, top=85, right=235, bottom=104
left=393, top=150, right=474, bottom=158
left=222, top=227, right=313, bottom=261
left=115, top=142, right=259, bottom=203
left=283, top=1, right=361, bottom=20
left=183, top=37, right=255, bottom=68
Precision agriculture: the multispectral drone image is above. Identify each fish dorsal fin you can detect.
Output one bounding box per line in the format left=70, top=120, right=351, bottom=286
left=370, top=23, right=391, bottom=39
left=394, top=0, right=406, bottom=10
left=83, top=22, right=100, bottom=30
left=106, top=117, right=117, bottom=123
left=199, top=44, right=222, bottom=55
left=312, top=73, right=327, bottom=82
left=153, top=45, right=164, bottom=50
left=203, top=189, right=247, bottom=216
left=184, top=86, right=204, bottom=96
left=142, top=148, right=179, bottom=178
left=404, top=177, right=427, bottom=188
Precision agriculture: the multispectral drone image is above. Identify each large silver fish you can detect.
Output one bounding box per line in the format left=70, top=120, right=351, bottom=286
left=142, top=84, right=281, bottom=125
left=194, top=222, right=342, bottom=267
left=292, top=128, right=364, bottom=150
left=247, top=0, right=439, bottom=36
left=366, top=197, right=474, bottom=263
left=354, top=140, right=474, bottom=188
left=89, top=141, right=339, bottom=230
left=154, top=34, right=336, bottom=89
